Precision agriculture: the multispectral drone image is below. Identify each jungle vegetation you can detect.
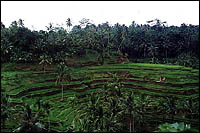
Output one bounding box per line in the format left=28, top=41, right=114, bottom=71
left=1, top=18, right=199, bottom=67
left=1, top=18, right=199, bottom=132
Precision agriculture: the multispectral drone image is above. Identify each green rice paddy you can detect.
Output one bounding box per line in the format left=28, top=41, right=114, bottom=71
left=1, top=62, right=199, bottom=132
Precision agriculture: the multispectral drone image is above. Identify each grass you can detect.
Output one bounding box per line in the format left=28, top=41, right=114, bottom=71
left=1, top=62, right=199, bottom=132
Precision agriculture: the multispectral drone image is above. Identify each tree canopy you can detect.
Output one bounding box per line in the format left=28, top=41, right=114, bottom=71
left=1, top=18, right=199, bottom=67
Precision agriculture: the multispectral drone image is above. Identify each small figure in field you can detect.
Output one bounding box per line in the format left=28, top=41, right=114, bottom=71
left=143, top=76, right=149, bottom=81
left=119, top=56, right=127, bottom=64
left=156, top=77, right=166, bottom=82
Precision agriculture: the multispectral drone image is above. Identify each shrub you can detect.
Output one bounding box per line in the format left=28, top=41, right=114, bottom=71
left=155, top=122, right=199, bottom=132
left=176, top=52, right=199, bottom=68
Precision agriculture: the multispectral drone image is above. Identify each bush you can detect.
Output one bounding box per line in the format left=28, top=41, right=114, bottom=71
left=10, top=51, right=34, bottom=63
left=155, top=122, right=199, bottom=132
left=176, top=52, right=199, bottom=68
left=1, top=63, right=16, bottom=71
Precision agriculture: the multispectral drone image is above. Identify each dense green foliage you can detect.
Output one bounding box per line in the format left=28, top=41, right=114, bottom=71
left=1, top=18, right=199, bottom=132
left=1, top=18, right=199, bottom=67
left=155, top=122, right=198, bottom=132
left=1, top=62, right=199, bottom=132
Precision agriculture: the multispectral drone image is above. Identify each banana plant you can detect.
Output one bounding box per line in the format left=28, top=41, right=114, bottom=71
left=164, top=96, right=176, bottom=120
left=155, top=122, right=199, bottom=132
left=39, top=54, right=52, bottom=73
left=42, top=101, right=51, bottom=132
left=55, top=62, right=72, bottom=101
left=69, top=76, right=154, bottom=132
left=1, top=94, right=13, bottom=130
left=13, top=99, right=46, bottom=132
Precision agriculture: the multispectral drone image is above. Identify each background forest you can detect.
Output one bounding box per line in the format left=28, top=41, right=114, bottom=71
left=1, top=18, right=199, bottom=68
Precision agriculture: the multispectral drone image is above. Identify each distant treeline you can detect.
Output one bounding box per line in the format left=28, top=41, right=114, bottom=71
left=1, top=18, right=199, bottom=66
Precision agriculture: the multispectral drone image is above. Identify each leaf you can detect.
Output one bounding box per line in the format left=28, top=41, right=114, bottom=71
left=171, top=122, right=179, bottom=129
left=177, top=122, right=184, bottom=131
left=79, top=119, right=83, bottom=126
left=185, top=124, right=191, bottom=129
left=169, top=128, right=178, bottom=132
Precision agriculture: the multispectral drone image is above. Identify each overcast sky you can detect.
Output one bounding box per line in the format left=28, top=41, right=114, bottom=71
left=1, top=1, right=199, bottom=31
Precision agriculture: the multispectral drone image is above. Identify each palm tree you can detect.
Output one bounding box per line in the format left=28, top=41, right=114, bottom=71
left=1, top=22, right=5, bottom=28
left=123, top=91, right=135, bottom=132
left=66, top=18, right=72, bottom=32
left=55, top=62, right=72, bottom=101
left=36, top=97, right=42, bottom=112
left=33, top=38, right=46, bottom=58
left=14, top=103, right=45, bottom=132
left=163, top=41, right=171, bottom=63
left=147, top=44, right=159, bottom=64
left=1, top=94, right=11, bottom=129
left=46, top=22, right=54, bottom=32
left=1, top=42, right=13, bottom=62
left=39, top=54, right=52, bottom=73
left=17, top=19, right=24, bottom=27
left=42, top=102, right=51, bottom=132
left=140, top=43, right=148, bottom=58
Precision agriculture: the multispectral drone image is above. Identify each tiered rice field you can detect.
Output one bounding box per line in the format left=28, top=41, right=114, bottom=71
left=1, top=63, right=199, bottom=132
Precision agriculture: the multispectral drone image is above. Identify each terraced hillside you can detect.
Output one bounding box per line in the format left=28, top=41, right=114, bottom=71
left=1, top=63, right=199, bottom=132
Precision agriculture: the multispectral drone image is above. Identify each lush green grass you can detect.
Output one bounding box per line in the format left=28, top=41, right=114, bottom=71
left=1, top=62, right=199, bottom=132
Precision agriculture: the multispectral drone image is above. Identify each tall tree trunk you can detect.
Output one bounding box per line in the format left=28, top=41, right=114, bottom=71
left=132, top=115, right=134, bottom=132
left=165, top=49, right=168, bottom=63
left=129, top=118, right=132, bottom=132
left=98, top=52, right=104, bottom=65
left=61, top=84, right=64, bottom=100
left=2, top=119, right=6, bottom=129
left=48, top=116, right=50, bottom=132
left=152, top=57, right=154, bottom=64
left=43, top=64, right=45, bottom=73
